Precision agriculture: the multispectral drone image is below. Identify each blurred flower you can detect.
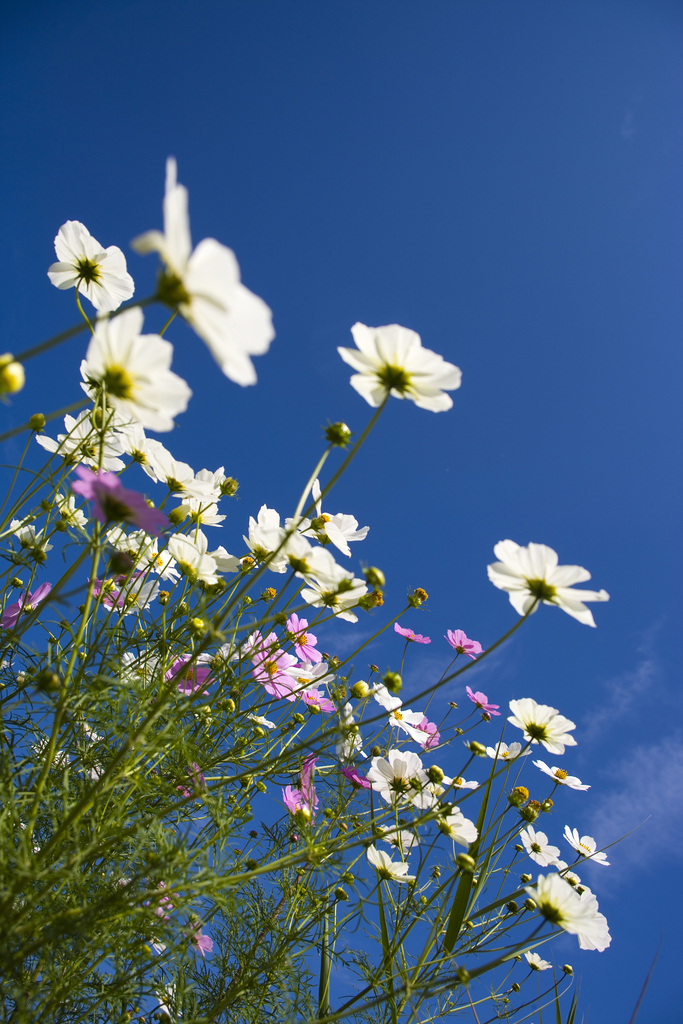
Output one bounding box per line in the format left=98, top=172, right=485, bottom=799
left=524, top=951, right=551, bottom=971
left=188, top=926, right=213, bottom=958
left=445, top=629, right=483, bottom=659
left=56, top=492, right=87, bottom=528
left=366, top=845, right=416, bottom=882
left=487, top=540, right=609, bottom=627
left=394, top=623, right=431, bottom=644
left=175, top=497, right=226, bottom=527
left=133, top=157, right=274, bottom=385
left=80, top=307, right=191, bottom=432
left=525, top=873, right=610, bottom=950
left=508, top=698, right=577, bottom=755
left=336, top=702, right=366, bottom=760
left=338, top=322, right=461, bottom=411
left=417, top=715, right=440, bottom=750
left=466, top=686, right=500, bottom=716
left=534, top=760, right=590, bottom=791
left=576, top=889, right=612, bottom=951
left=563, top=827, right=610, bottom=866
left=283, top=755, right=318, bottom=821
left=48, top=220, right=134, bottom=311
left=372, top=683, right=403, bottom=713
left=520, top=826, right=561, bottom=867
left=247, top=713, right=277, bottom=730
left=380, top=827, right=419, bottom=853
left=72, top=467, right=166, bottom=536
left=340, top=765, right=371, bottom=789
left=1, top=583, right=52, bottom=629
left=36, top=410, right=126, bottom=471
left=166, top=655, right=212, bottom=696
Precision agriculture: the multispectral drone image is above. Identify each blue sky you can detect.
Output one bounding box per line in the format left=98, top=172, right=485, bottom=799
left=1, top=1, right=682, bottom=1019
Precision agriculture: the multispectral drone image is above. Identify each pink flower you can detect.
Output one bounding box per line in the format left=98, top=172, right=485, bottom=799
left=394, top=623, right=431, bottom=644
left=340, top=765, right=371, bottom=789
left=166, top=655, right=212, bottom=695
left=188, top=926, right=213, bottom=957
left=283, top=755, right=319, bottom=820
left=445, top=629, right=483, bottom=659
left=286, top=613, right=322, bottom=663
left=466, top=686, right=500, bottom=716
left=176, top=762, right=206, bottom=798
left=417, top=716, right=441, bottom=750
left=1, top=582, right=52, bottom=629
left=301, top=687, right=335, bottom=713
left=72, top=466, right=167, bottom=536
left=251, top=632, right=298, bottom=700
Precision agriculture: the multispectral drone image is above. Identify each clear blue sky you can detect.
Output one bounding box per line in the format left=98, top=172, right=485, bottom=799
left=1, top=1, right=682, bottom=1019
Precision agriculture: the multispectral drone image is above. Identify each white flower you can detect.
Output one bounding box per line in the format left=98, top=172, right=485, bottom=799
left=485, top=741, right=529, bottom=761
left=524, top=951, right=552, bottom=971
left=438, top=808, right=478, bottom=847
left=335, top=702, right=366, bottom=760
left=298, top=547, right=367, bottom=623
left=576, top=888, right=611, bottom=951
left=36, top=410, right=126, bottom=471
left=367, top=748, right=427, bottom=805
left=410, top=780, right=449, bottom=810
left=133, top=157, right=274, bottom=385
left=210, top=546, right=240, bottom=573
left=388, top=707, right=430, bottom=745
left=380, top=828, right=419, bottom=853
left=299, top=479, right=369, bottom=557
left=372, top=683, right=403, bottom=712
left=563, top=827, right=610, bottom=866
left=525, top=873, right=611, bottom=950
left=520, top=826, right=561, bottom=867
left=116, top=575, right=160, bottom=616
left=243, top=505, right=290, bottom=572
left=452, top=776, right=479, bottom=791
left=338, top=322, right=462, bottom=412
left=82, top=722, right=102, bottom=743
left=487, top=540, right=609, bottom=627
left=194, top=466, right=228, bottom=501
left=106, top=528, right=179, bottom=582
left=114, top=423, right=160, bottom=481
left=47, top=220, right=134, bottom=312
left=247, top=713, right=276, bottom=730
left=10, top=519, right=53, bottom=556
left=508, top=699, right=577, bottom=755
left=366, top=845, right=416, bottom=883
left=55, top=493, right=87, bottom=528
left=79, top=308, right=191, bottom=432
left=533, top=760, right=589, bottom=791
left=176, top=497, right=226, bottom=527
left=168, top=531, right=218, bottom=585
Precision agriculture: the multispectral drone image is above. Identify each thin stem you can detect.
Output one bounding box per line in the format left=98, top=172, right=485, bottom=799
left=75, top=287, right=94, bottom=335
left=0, top=400, right=89, bottom=446
left=294, top=447, right=332, bottom=519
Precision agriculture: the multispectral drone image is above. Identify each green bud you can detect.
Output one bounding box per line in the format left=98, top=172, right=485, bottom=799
left=245, top=858, right=258, bottom=871
left=0, top=355, right=25, bottom=395
left=220, top=476, right=239, bottom=496
left=29, top=413, right=45, bottom=431
left=519, top=799, right=542, bottom=823
left=562, top=964, right=573, bottom=975
left=158, top=591, right=170, bottom=606
left=508, top=786, right=529, bottom=807
left=524, top=898, right=536, bottom=911
left=292, top=713, right=305, bottom=724
left=223, top=698, right=236, bottom=713
left=342, top=871, right=354, bottom=884
left=371, top=745, right=382, bottom=757
left=382, top=670, right=402, bottom=695
left=363, top=566, right=385, bottom=588
left=10, top=577, right=23, bottom=588
left=188, top=617, right=208, bottom=636
left=334, top=886, right=349, bottom=901
left=456, top=966, right=470, bottom=985
left=431, top=865, right=441, bottom=879
left=456, top=853, right=476, bottom=873
left=256, top=781, right=267, bottom=793
left=35, top=669, right=60, bottom=692
left=176, top=601, right=189, bottom=616
left=469, top=741, right=487, bottom=757
left=167, top=506, right=186, bottom=526
left=511, top=982, right=520, bottom=993
left=427, top=765, right=445, bottom=784
left=520, top=873, right=532, bottom=883
left=514, top=843, right=523, bottom=852
left=324, top=421, right=352, bottom=447
left=506, top=900, right=519, bottom=914
left=351, top=680, right=369, bottom=699
left=541, top=798, right=554, bottom=812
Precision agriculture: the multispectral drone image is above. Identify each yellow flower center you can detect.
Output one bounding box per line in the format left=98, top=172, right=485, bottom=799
left=525, top=577, right=557, bottom=602
left=393, top=711, right=404, bottom=721
left=101, top=365, right=134, bottom=399
left=554, top=768, right=568, bottom=781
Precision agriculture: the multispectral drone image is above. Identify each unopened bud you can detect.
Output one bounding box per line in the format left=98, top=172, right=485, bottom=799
left=469, top=741, right=487, bottom=757
left=245, top=858, right=258, bottom=871
left=427, top=765, right=445, bottom=784
left=334, top=886, right=349, bottom=901
left=10, top=577, right=23, bottom=588
left=167, top=507, right=186, bottom=526
left=157, top=591, right=170, bottom=606
left=328, top=655, right=341, bottom=671
left=176, top=601, right=189, bottom=616
left=520, top=799, right=541, bottom=823
left=408, top=587, right=428, bottom=607
left=188, top=617, right=207, bottom=636
left=371, top=745, right=382, bottom=757
left=541, top=798, right=554, bottom=812
left=506, top=900, right=519, bottom=914
left=35, top=669, right=60, bottom=692
left=240, top=556, right=255, bottom=572
left=508, top=786, right=529, bottom=807
left=351, top=680, right=369, bottom=699
left=0, top=355, right=25, bottom=395
left=456, top=966, right=470, bottom=985
left=324, top=421, right=352, bottom=447
left=520, top=873, right=532, bottom=883
left=562, top=964, right=573, bottom=975
left=383, top=670, right=402, bottom=694
left=220, top=476, right=239, bottom=496
left=456, top=853, right=476, bottom=873
left=449, top=701, right=458, bottom=709
left=511, top=982, right=520, bottom=993
left=481, top=711, right=491, bottom=722
left=242, top=595, right=252, bottom=606
left=431, top=865, right=441, bottom=879
left=369, top=664, right=380, bottom=674
left=292, top=713, right=305, bottom=724
left=28, top=413, right=45, bottom=431
left=358, top=590, right=384, bottom=611
left=363, top=566, right=385, bottom=588
left=223, top=698, right=236, bottom=713
left=524, top=898, right=536, bottom=911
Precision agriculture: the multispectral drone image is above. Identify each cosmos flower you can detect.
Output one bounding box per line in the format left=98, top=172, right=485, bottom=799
left=1, top=583, right=52, bottom=629
left=388, top=707, right=431, bottom=745
left=167, top=531, right=218, bottom=585
left=72, top=467, right=167, bottom=536
left=466, top=686, right=500, bottom=716
left=533, top=760, right=590, bottom=791
left=340, top=765, right=371, bottom=789
left=166, top=655, right=212, bottom=696
left=187, top=926, right=213, bottom=958
left=445, top=629, right=483, bottom=659
left=367, top=749, right=428, bottom=805
left=36, top=410, right=126, bottom=471
left=394, top=623, right=431, bottom=644
left=525, top=873, right=611, bottom=950
left=338, top=322, right=462, bottom=412
left=438, top=808, right=479, bottom=846
left=286, top=613, right=322, bottom=663
left=366, top=845, right=416, bottom=883
left=563, top=827, right=610, bottom=866
left=487, top=540, right=609, bottom=627
left=417, top=715, right=440, bottom=750
left=520, top=826, right=562, bottom=868
left=524, top=951, right=552, bottom=971
left=508, top=698, right=577, bottom=755
left=48, top=219, right=134, bottom=311
left=485, top=741, right=529, bottom=761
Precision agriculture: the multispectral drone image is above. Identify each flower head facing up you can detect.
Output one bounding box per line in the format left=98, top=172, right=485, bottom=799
left=520, top=826, right=561, bottom=867
left=367, top=749, right=427, bottom=805
left=1, top=583, right=52, bottom=630
left=486, top=741, right=529, bottom=761
left=166, top=655, right=212, bottom=696
left=366, top=845, right=416, bottom=883
left=525, top=951, right=552, bottom=971
left=487, top=540, right=609, bottom=627
left=251, top=632, right=298, bottom=701
left=394, top=622, right=431, bottom=644
left=72, top=467, right=166, bottom=537
left=525, top=873, right=611, bottom=950
left=508, top=698, right=577, bottom=755
left=563, top=827, right=610, bottom=866
left=286, top=613, right=322, bottom=663
left=80, top=308, right=191, bottom=432
left=48, top=220, right=134, bottom=312
left=133, top=157, right=274, bottom=386
left=340, top=765, right=371, bottom=789
left=338, top=323, right=462, bottom=412
left=466, top=686, right=500, bottom=716
left=445, top=629, right=483, bottom=659
left=534, top=760, right=590, bottom=791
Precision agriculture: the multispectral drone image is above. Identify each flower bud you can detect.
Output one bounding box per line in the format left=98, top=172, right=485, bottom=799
left=514, top=843, right=523, bottom=852
left=35, top=669, right=60, bottom=692
left=363, top=566, right=385, bottom=588
left=324, top=421, right=352, bottom=447
left=334, top=886, right=349, bottom=901
left=541, top=798, right=554, bottom=812
left=176, top=601, right=189, bottom=616
left=383, top=671, right=402, bottom=695
left=328, top=655, right=342, bottom=671
left=524, top=898, right=536, bottom=911
left=29, top=413, right=45, bottom=431
left=262, top=587, right=277, bottom=601
left=506, top=900, right=519, bottom=914
left=358, top=590, right=384, bottom=611
left=158, top=590, right=170, bottom=606
left=253, top=726, right=266, bottom=737
left=292, top=713, right=305, bottom=724
left=167, top=507, right=186, bottom=526
left=481, top=711, right=491, bottom=722
left=256, top=781, right=267, bottom=793
left=351, top=680, right=369, bottom=699
left=220, top=477, right=239, bottom=497
left=240, top=556, right=255, bottom=572
left=511, top=982, right=520, bottom=993
left=508, top=786, right=529, bottom=808
left=456, top=853, right=476, bottom=873
left=242, top=595, right=252, bottom=606
left=245, top=858, right=258, bottom=871
left=0, top=355, right=25, bottom=395
left=408, top=587, right=428, bottom=607
left=562, top=964, right=573, bottom=975
left=456, top=966, right=470, bottom=985
left=369, top=663, right=380, bottom=674
left=371, top=745, right=382, bottom=757
left=520, top=799, right=541, bottom=823
left=427, top=765, right=445, bottom=784
left=188, top=617, right=208, bottom=637
left=223, top=699, right=236, bottom=713
left=10, top=577, right=23, bottom=588
left=469, top=741, right=487, bottom=757
left=520, top=873, right=532, bottom=883
left=431, top=865, right=441, bottom=879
